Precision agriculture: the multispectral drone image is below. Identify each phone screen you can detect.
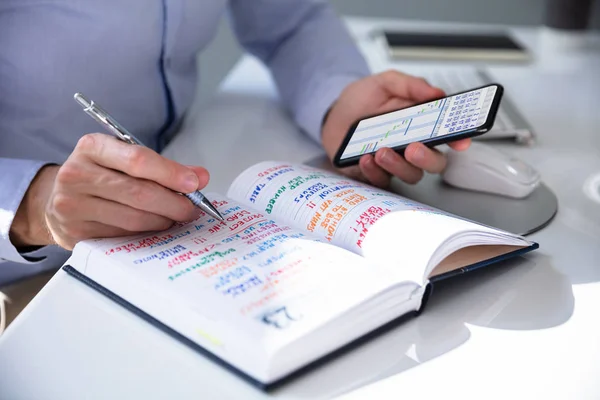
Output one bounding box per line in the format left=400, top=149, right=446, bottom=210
left=337, top=85, right=499, bottom=162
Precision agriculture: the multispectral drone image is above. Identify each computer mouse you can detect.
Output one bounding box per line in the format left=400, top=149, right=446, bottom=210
left=441, top=142, right=541, bottom=199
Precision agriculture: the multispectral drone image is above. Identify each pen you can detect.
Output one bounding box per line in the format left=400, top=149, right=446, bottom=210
left=73, top=93, right=224, bottom=222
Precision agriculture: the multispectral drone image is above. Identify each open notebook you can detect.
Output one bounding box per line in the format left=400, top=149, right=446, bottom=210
left=62, top=161, right=538, bottom=390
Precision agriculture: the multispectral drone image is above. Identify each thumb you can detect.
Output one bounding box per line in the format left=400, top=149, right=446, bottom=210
left=377, top=70, right=445, bottom=102
left=185, top=165, right=210, bottom=190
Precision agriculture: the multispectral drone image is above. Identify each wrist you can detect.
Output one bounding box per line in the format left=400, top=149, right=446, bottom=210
left=10, top=165, right=59, bottom=247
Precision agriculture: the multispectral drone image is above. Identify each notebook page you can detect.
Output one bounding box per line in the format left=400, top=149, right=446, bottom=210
left=226, top=161, right=522, bottom=284
left=74, top=194, right=398, bottom=380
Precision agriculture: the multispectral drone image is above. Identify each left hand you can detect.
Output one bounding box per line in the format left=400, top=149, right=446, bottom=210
left=321, top=70, right=471, bottom=188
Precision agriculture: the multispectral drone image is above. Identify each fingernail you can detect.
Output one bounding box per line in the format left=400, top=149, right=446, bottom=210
left=412, top=146, right=425, bottom=162
left=380, top=149, right=392, bottom=164
left=184, top=174, right=199, bottom=192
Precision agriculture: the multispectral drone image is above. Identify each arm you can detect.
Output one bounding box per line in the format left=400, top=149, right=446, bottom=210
left=2, top=134, right=211, bottom=266
left=227, top=0, right=370, bottom=143
left=228, top=1, right=471, bottom=188
left=0, top=158, right=54, bottom=264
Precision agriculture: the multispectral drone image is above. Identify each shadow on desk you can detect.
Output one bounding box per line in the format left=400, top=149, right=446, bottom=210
left=273, top=253, right=573, bottom=399
left=160, top=90, right=578, bottom=398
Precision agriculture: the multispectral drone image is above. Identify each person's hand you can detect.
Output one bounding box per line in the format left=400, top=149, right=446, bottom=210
left=321, top=70, right=471, bottom=188
left=10, top=134, right=209, bottom=250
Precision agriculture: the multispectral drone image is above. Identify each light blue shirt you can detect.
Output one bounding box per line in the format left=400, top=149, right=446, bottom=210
left=0, top=0, right=370, bottom=284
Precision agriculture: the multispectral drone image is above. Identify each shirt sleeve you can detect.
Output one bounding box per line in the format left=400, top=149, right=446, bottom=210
left=0, top=158, right=72, bottom=285
left=227, top=0, right=371, bottom=143
left=0, top=158, right=49, bottom=264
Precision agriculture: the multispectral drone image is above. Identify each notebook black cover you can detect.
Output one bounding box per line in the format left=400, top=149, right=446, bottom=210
left=61, top=241, right=538, bottom=391
left=430, top=242, right=539, bottom=283
left=383, top=31, right=526, bottom=51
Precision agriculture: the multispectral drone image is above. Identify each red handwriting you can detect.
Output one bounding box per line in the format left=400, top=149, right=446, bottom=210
left=105, top=234, right=175, bottom=255
left=211, top=200, right=228, bottom=208
left=352, top=205, right=391, bottom=248
left=199, top=257, right=239, bottom=278
left=258, top=164, right=292, bottom=178
left=240, top=290, right=281, bottom=316
left=259, top=259, right=305, bottom=292
left=167, top=245, right=217, bottom=268
left=228, top=212, right=263, bottom=232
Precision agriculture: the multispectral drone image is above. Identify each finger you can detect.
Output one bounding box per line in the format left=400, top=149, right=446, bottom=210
left=75, top=134, right=209, bottom=194
left=53, top=194, right=174, bottom=232
left=71, top=163, right=199, bottom=222
left=378, top=97, right=414, bottom=114
left=52, top=222, right=137, bottom=250
left=68, top=222, right=137, bottom=244
left=78, top=221, right=137, bottom=239
left=186, top=166, right=211, bottom=191
left=403, top=142, right=447, bottom=174
left=339, top=165, right=367, bottom=183
left=374, top=148, right=424, bottom=184
left=448, top=138, right=471, bottom=151
left=375, top=70, right=445, bottom=102
left=358, top=154, right=391, bottom=188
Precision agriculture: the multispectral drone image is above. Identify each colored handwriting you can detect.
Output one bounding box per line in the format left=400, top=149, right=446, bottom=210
left=222, top=205, right=242, bottom=216
left=133, top=244, right=187, bottom=265
left=220, top=275, right=263, bottom=298
left=148, top=231, right=191, bottom=249
left=342, top=193, right=367, bottom=206
left=192, top=236, right=208, bottom=245
left=287, top=173, right=325, bottom=191
left=306, top=212, right=321, bottom=233
left=246, top=226, right=291, bottom=245
left=220, top=220, right=278, bottom=244
left=265, top=185, right=287, bottom=214
left=260, top=305, right=302, bottom=329
left=249, top=184, right=266, bottom=203
left=258, top=164, right=292, bottom=178
left=293, top=182, right=328, bottom=203
left=168, top=248, right=236, bottom=281
left=240, top=291, right=280, bottom=316
left=318, top=184, right=353, bottom=199
left=306, top=199, right=334, bottom=232
left=104, top=231, right=191, bottom=255
left=211, top=200, right=228, bottom=208
left=334, top=189, right=354, bottom=198
left=320, top=204, right=349, bottom=241
left=227, top=211, right=263, bottom=232
left=258, top=245, right=301, bottom=268
left=243, top=233, right=303, bottom=260
left=352, top=205, right=392, bottom=248
left=209, top=221, right=228, bottom=234
left=266, top=168, right=294, bottom=181
left=214, top=266, right=253, bottom=290
left=166, top=246, right=218, bottom=268
left=200, top=257, right=239, bottom=278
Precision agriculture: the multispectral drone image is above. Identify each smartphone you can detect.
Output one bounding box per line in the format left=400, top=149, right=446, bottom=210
left=333, top=83, right=503, bottom=168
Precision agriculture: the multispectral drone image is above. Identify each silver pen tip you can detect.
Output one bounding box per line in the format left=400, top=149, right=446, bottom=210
left=203, top=200, right=225, bottom=222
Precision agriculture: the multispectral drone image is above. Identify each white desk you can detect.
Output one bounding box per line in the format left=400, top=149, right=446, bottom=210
left=1, top=17, right=599, bottom=399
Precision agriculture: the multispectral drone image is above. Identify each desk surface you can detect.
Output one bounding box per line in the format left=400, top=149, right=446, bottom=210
left=1, top=17, right=599, bottom=400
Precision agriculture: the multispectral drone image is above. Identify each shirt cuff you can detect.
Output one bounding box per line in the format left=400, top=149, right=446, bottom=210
left=0, top=159, right=50, bottom=265
left=294, top=73, right=365, bottom=144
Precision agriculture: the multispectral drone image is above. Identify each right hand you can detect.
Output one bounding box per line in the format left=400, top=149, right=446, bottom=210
left=10, top=133, right=209, bottom=250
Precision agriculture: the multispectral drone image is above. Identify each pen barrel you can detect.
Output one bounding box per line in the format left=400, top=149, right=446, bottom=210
left=185, top=191, right=206, bottom=207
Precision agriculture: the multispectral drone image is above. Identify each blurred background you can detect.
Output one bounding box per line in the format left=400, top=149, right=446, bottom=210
left=197, top=0, right=600, bottom=102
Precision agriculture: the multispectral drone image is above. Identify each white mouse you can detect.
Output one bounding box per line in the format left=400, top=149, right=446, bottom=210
left=441, top=142, right=541, bottom=199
